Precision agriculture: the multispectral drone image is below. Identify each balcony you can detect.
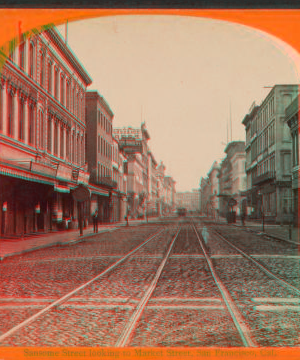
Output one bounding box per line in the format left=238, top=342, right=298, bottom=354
left=252, top=171, right=276, bottom=186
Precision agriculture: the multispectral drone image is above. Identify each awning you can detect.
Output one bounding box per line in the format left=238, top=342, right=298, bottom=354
left=54, top=184, right=70, bottom=193
left=88, top=184, right=109, bottom=197
left=0, top=164, right=54, bottom=186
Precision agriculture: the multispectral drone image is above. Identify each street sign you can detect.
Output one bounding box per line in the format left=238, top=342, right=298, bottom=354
left=72, top=184, right=90, bottom=202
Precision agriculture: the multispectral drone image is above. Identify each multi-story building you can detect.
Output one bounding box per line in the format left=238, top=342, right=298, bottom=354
left=85, top=90, right=116, bottom=223
left=0, top=27, right=92, bottom=235
left=242, top=85, right=298, bottom=223
left=285, top=95, right=299, bottom=226
left=218, top=141, right=246, bottom=217
left=113, top=123, right=150, bottom=218
left=199, top=177, right=210, bottom=215
left=207, top=161, right=220, bottom=218
left=175, top=189, right=200, bottom=213
left=146, top=151, right=158, bottom=216
left=111, top=136, right=127, bottom=222
left=163, top=176, right=176, bottom=214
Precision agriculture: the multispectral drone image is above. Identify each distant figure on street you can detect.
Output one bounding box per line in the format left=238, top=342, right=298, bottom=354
left=125, top=214, right=129, bottom=227
left=93, top=210, right=99, bottom=233
left=240, top=210, right=246, bottom=226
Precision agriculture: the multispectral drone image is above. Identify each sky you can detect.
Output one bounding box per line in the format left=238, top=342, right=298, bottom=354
left=57, top=15, right=299, bottom=192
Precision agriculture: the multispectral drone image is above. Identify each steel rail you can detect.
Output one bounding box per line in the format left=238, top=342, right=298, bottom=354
left=115, top=226, right=181, bottom=347
left=191, top=221, right=257, bottom=347
left=212, top=228, right=300, bottom=296
left=0, top=227, right=165, bottom=344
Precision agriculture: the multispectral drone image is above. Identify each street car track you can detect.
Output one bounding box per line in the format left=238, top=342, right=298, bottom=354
left=115, top=227, right=181, bottom=347
left=211, top=228, right=300, bottom=296
left=0, top=227, right=165, bottom=344
left=190, top=221, right=257, bottom=347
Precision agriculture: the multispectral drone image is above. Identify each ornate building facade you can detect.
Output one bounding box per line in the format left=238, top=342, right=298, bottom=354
left=243, top=85, right=298, bottom=223
left=0, top=27, right=92, bottom=235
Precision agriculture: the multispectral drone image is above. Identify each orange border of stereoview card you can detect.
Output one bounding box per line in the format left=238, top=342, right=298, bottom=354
left=0, top=8, right=300, bottom=360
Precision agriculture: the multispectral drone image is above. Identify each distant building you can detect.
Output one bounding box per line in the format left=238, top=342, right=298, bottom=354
left=163, top=176, right=176, bottom=213
left=113, top=123, right=150, bottom=217
left=285, top=94, right=299, bottom=226
left=242, top=85, right=298, bottom=223
left=86, top=90, right=115, bottom=223
left=207, top=161, right=220, bottom=217
left=175, top=189, right=200, bottom=212
left=112, top=137, right=127, bottom=222
left=218, top=141, right=246, bottom=217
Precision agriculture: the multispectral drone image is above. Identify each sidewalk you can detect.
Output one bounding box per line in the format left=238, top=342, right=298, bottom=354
left=0, top=217, right=161, bottom=261
left=205, top=217, right=299, bottom=244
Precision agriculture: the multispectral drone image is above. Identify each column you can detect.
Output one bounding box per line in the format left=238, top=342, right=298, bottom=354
left=13, top=89, right=19, bottom=140
left=1, top=80, right=7, bottom=135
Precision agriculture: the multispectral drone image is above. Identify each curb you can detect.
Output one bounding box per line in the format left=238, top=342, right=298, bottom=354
left=0, top=227, right=121, bottom=261
left=200, top=219, right=299, bottom=246
left=0, top=220, right=165, bottom=261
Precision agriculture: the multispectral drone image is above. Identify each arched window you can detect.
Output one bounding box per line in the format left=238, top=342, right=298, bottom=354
left=76, top=134, right=79, bottom=164
left=19, top=99, right=25, bottom=141
left=72, top=131, right=75, bottom=163
left=81, top=137, right=84, bottom=165
left=39, top=111, right=44, bottom=148
left=40, top=51, right=45, bottom=87
left=66, top=129, right=70, bottom=161
left=47, top=61, right=52, bottom=93
left=66, top=81, right=70, bottom=109
left=47, top=116, right=51, bottom=152
left=54, top=121, right=58, bottom=156
left=55, top=68, right=59, bottom=99
left=28, top=105, right=35, bottom=145
left=60, top=125, right=64, bottom=158
left=60, top=75, right=64, bottom=105
left=19, top=41, right=25, bottom=70
left=0, top=82, right=3, bottom=133
left=7, top=90, right=13, bottom=137
left=29, top=42, right=34, bottom=78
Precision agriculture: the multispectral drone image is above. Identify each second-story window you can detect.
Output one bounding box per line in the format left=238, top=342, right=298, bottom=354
left=7, top=90, right=13, bottom=137
left=28, top=105, right=35, bottom=146
left=55, top=68, right=59, bottom=99
left=60, top=75, right=65, bottom=105
left=29, top=42, right=35, bottom=79
left=66, top=129, right=70, bottom=161
left=19, top=100, right=25, bottom=141
left=40, top=51, right=45, bottom=87
left=47, top=116, right=52, bottom=153
left=66, top=81, right=70, bottom=110
left=54, top=121, right=58, bottom=156
left=47, top=61, right=52, bottom=94
left=39, top=111, right=44, bottom=148
left=19, top=41, right=25, bottom=70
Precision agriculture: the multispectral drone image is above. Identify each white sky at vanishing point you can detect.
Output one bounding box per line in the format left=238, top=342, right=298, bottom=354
left=57, top=15, right=299, bottom=192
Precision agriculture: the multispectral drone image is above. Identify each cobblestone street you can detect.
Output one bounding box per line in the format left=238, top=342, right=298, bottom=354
left=0, top=217, right=299, bottom=347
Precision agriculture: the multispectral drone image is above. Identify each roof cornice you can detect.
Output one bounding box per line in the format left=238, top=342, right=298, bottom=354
left=46, top=28, right=92, bottom=86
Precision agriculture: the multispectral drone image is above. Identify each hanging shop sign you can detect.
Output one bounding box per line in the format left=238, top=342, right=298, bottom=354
left=72, top=184, right=91, bottom=202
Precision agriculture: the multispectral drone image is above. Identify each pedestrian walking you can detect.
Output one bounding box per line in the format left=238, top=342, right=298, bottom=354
left=93, top=210, right=99, bottom=233
left=240, top=210, right=246, bottom=226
